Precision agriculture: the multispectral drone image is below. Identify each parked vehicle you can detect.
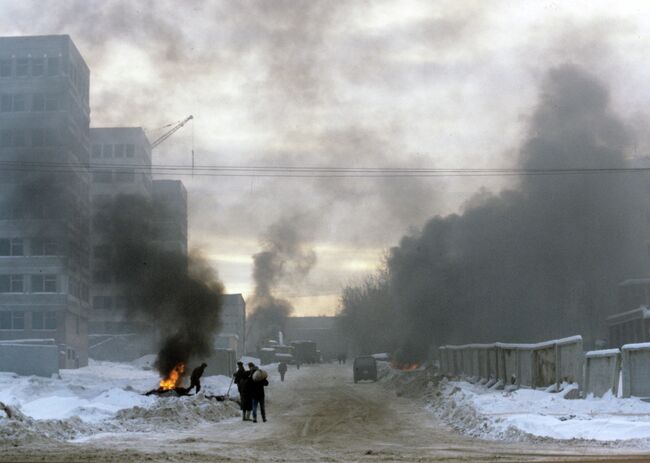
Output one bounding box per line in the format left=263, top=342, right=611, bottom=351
left=353, top=356, right=377, bottom=383
left=291, top=340, right=319, bottom=364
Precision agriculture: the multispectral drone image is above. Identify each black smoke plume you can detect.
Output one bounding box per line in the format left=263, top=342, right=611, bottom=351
left=96, top=194, right=224, bottom=377
left=340, top=64, right=647, bottom=361
left=247, top=214, right=316, bottom=348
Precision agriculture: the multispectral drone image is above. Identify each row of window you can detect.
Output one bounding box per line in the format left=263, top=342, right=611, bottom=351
left=93, top=295, right=129, bottom=310
left=0, top=238, right=60, bottom=257
left=0, top=128, right=61, bottom=148
left=1, top=93, right=62, bottom=112
left=92, top=170, right=143, bottom=183
left=0, top=310, right=57, bottom=330
left=91, top=144, right=137, bottom=158
left=0, top=274, right=58, bottom=293
left=0, top=56, right=61, bottom=78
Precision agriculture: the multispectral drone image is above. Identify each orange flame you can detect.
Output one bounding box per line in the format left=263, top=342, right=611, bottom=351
left=391, top=361, right=420, bottom=371
left=159, top=363, right=185, bottom=390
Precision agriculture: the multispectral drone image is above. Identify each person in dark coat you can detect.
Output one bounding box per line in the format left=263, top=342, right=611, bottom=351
left=189, top=362, right=207, bottom=393
left=233, top=362, right=247, bottom=413
left=278, top=362, right=287, bottom=382
left=248, top=363, right=268, bottom=423
left=240, top=367, right=254, bottom=421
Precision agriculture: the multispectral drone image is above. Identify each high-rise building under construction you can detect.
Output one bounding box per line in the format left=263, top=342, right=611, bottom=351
left=0, top=35, right=91, bottom=368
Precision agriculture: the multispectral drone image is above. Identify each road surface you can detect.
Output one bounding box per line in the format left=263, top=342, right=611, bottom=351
left=3, top=363, right=650, bottom=462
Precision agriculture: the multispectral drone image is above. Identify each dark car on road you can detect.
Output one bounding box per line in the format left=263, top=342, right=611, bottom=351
left=353, top=356, right=377, bottom=383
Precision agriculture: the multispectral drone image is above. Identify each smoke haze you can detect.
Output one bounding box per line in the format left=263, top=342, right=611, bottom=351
left=96, top=195, right=224, bottom=377
left=247, top=214, right=317, bottom=347
left=340, top=64, right=647, bottom=361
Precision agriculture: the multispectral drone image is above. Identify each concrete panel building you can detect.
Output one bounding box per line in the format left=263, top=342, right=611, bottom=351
left=284, top=316, right=346, bottom=361
left=0, top=35, right=92, bottom=369
left=217, top=293, right=246, bottom=357
left=152, top=179, right=187, bottom=256
left=88, top=127, right=152, bottom=336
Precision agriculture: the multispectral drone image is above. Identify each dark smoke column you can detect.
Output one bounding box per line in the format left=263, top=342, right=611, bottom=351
left=247, top=215, right=317, bottom=350
left=96, top=194, right=224, bottom=378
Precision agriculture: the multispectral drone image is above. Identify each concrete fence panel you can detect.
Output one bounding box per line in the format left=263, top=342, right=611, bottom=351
left=439, top=347, right=448, bottom=375
left=556, top=336, right=584, bottom=386
left=441, top=335, right=582, bottom=391
left=622, top=343, right=650, bottom=398
left=0, top=341, right=59, bottom=377
left=533, top=343, right=556, bottom=388
left=584, top=349, right=620, bottom=398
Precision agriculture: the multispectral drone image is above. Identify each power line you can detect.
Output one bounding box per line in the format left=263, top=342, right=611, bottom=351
left=1, top=159, right=650, bottom=178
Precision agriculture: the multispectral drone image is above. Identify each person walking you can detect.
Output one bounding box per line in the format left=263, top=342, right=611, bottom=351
left=278, top=361, right=287, bottom=382
left=240, top=366, right=254, bottom=421
left=248, top=362, right=268, bottom=423
left=233, top=362, right=247, bottom=417
left=189, top=362, right=207, bottom=393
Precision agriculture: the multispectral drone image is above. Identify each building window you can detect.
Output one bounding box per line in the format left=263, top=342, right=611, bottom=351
left=31, top=57, right=44, bottom=76
left=115, top=296, right=129, bottom=309
left=0, top=275, right=23, bottom=293
left=43, top=128, right=58, bottom=146
left=13, top=129, right=25, bottom=147
left=0, top=311, right=24, bottom=330
left=92, top=171, right=112, bottom=183
left=32, top=311, right=56, bottom=330
left=0, top=239, right=7, bottom=255
left=115, top=169, right=135, bottom=183
left=15, top=58, right=28, bottom=77
left=126, top=144, right=135, bottom=157
left=92, top=271, right=112, bottom=284
left=114, top=144, right=125, bottom=157
left=32, top=238, right=59, bottom=256
left=31, top=274, right=57, bottom=293
left=47, top=57, right=60, bottom=76
left=10, top=238, right=23, bottom=256
left=102, top=144, right=113, bottom=158
left=93, top=295, right=113, bottom=310
left=32, top=93, right=45, bottom=111
left=12, top=94, right=26, bottom=111
left=93, top=245, right=111, bottom=260
left=32, top=128, right=44, bottom=146
left=45, top=94, right=59, bottom=111
left=1, top=95, right=10, bottom=112
left=0, top=59, right=11, bottom=77
left=92, top=144, right=102, bottom=158
left=10, top=275, right=23, bottom=293
left=0, top=129, right=10, bottom=147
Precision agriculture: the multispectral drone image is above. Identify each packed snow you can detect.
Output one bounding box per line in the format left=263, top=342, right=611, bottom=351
left=0, top=358, right=240, bottom=445
left=430, top=379, right=650, bottom=442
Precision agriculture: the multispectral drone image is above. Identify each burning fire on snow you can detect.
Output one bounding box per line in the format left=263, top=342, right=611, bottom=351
left=391, top=361, right=420, bottom=371
left=159, top=363, right=185, bottom=390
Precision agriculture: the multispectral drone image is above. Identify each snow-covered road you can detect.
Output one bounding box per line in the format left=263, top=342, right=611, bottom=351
left=3, top=363, right=650, bottom=462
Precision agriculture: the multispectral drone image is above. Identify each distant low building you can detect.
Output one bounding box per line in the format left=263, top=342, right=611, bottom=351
left=284, top=316, right=346, bottom=361
left=218, top=294, right=245, bottom=358
left=607, top=278, right=650, bottom=347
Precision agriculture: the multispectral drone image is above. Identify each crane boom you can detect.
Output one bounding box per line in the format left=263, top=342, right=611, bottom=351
left=150, top=115, right=194, bottom=148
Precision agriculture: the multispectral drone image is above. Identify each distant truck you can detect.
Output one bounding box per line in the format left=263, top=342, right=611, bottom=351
left=291, top=341, right=318, bottom=364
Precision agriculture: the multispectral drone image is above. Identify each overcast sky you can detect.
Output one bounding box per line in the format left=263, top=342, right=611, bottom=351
left=3, top=0, right=650, bottom=315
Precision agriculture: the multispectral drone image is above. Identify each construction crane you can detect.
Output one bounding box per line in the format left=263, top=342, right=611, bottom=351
left=150, top=115, right=194, bottom=148
left=149, top=115, right=195, bottom=174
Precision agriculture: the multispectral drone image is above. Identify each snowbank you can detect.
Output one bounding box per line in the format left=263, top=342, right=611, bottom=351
left=0, top=359, right=240, bottom=444
left=431, top=379, right=650, bottom=442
